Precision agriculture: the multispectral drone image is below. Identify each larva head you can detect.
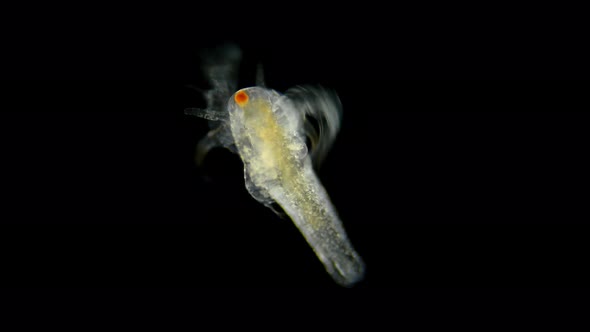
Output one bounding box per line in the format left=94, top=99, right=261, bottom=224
left=227, top=87, right=280, bottom=116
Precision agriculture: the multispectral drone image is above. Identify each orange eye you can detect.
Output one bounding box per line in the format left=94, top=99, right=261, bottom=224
left=235, top=90, right=249, bottom=106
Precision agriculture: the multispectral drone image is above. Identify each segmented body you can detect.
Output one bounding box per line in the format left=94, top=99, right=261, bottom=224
left=185, top=44, right=365, bottom=286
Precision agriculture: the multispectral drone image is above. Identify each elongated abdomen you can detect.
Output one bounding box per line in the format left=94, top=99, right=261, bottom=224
left=270, top=161, right=365, bottom=287
left=228, top=87, right=364, bottom=286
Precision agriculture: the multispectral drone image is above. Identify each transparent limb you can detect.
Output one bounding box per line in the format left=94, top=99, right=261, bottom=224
left=199, top=43, right=242, bottom=113
left=244, top=167, right=286, bottom=219
left=256, top=63, right=266, bottom=87
left=284, top=85, right=343, bottom=169
left=190, top=124, right=237, bottom=166
left=184, top=108, right=226, bottom=121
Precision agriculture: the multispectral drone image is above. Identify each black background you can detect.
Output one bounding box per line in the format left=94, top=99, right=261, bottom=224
left=1, top=10, right=589, bottom=290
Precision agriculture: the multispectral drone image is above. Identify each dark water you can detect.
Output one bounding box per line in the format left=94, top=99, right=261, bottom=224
left=1, top=25, right=588, bottom=289
left=1, top=79, right=587, bottom=289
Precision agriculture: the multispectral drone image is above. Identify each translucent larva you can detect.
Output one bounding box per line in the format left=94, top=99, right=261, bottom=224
left=185, top=43, right=365, bottom=287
